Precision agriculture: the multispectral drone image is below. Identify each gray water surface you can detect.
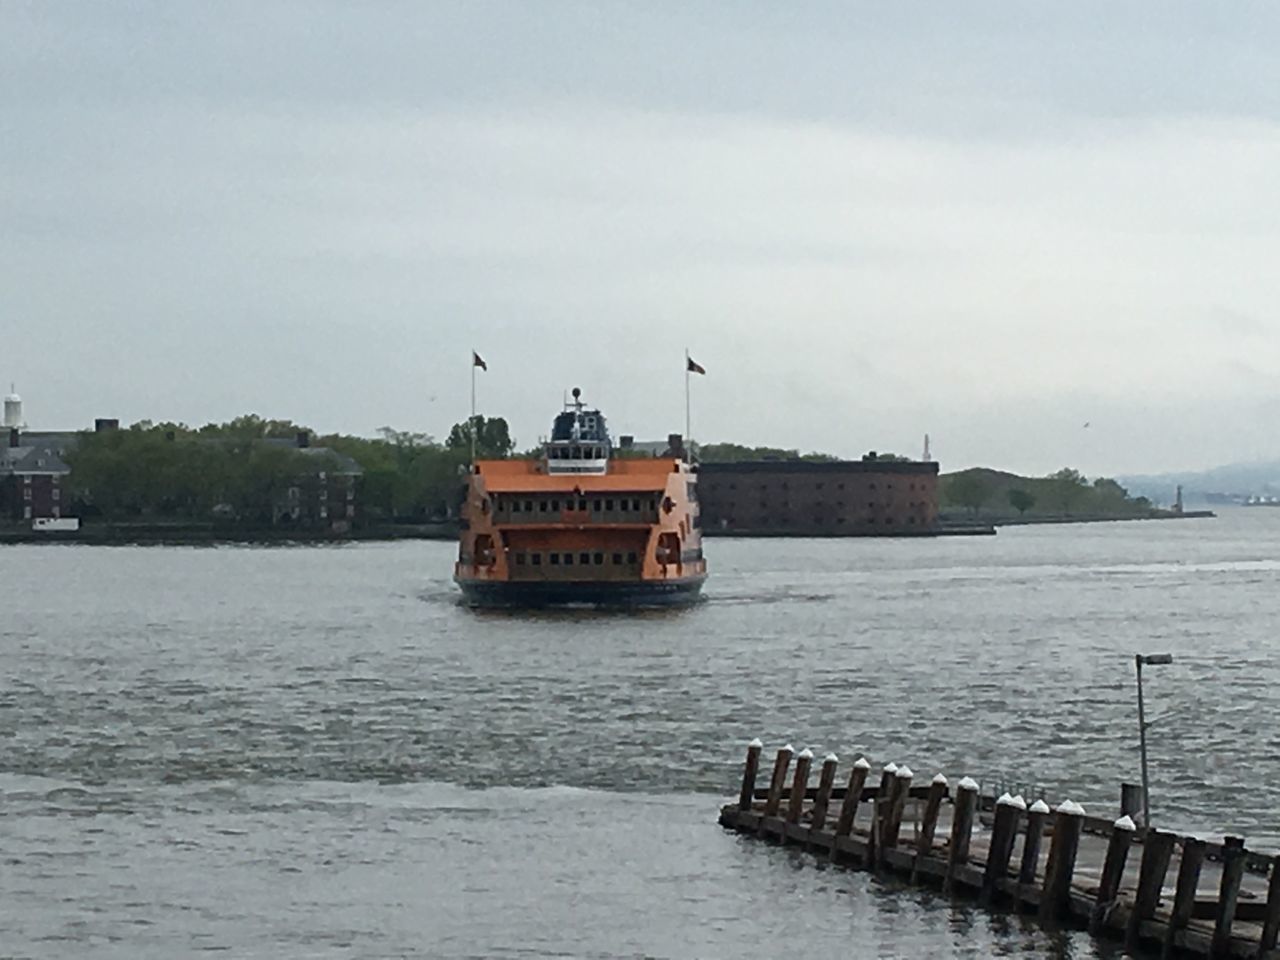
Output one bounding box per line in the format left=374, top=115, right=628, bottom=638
left=3, top=511, right=1277, bottom=957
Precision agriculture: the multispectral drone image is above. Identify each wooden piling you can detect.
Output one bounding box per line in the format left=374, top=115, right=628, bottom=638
left=760, top=744, right=793, bottom=824
left=1019, top=799, right=1050, bottom=888
left=1259, top=853, right=1280, bottom=955
left=1089, top=815, right=1136, bottom=934
left=912, top=773, right=948, bottom=882
left=832, top=757, right=871, bottom=851
left=882, top=765, right=914, bottom=852
left=786, top=748, right=814, bottom=824
left=1120, top=783, right=1144, bottom=825
left=982, top=793, right=1024, bottom=903
left=1211, top=835, right=1247, bottom=959
left=737, top=738, right=764, bottom=812
left=1163, top=837, right=1206, bottom=960
left=1040, top=800, right=1086, bottom=923
left=945, top=776, right=979, bottom=893
left=809, top=753, right=839, bottom=831
left=1125, top=828, right=1176, bottom=952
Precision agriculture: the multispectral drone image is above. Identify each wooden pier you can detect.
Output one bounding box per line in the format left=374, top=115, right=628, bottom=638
left=719, top=741, right=1280, bottom=959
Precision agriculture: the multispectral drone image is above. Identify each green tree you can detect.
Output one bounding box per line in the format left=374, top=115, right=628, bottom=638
left=446, top=416, right=514, bottom=458
left=948, top=471, right=990, bottom=514
left=1007, top=488, right=1036, bottom=516
left=1049, top=467, right=1088, bottom=514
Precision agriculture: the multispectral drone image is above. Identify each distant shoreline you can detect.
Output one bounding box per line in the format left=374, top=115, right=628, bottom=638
left=0, top=510, right=1216, bottom=546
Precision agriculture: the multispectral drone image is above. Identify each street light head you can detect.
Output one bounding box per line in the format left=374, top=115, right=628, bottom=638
left=1140, top=653, right=1174, bottom=666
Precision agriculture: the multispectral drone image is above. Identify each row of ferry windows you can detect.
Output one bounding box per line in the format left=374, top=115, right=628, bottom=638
left=504, top=497, right=655, bottom=513
left=514, top=551, right=639, bottom=566
left=548, top=446, right=606, bottom=460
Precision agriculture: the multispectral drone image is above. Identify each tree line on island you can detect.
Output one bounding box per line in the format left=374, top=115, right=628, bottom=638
left=62, top=415, right=1157, bottom=526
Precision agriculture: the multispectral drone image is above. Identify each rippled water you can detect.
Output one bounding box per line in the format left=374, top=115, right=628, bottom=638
left=3, top=510, right=1278, bottom=957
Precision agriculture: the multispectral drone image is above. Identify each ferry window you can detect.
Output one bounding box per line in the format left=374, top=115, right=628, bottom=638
left=580, top=552, right=590, bottom=565
left=539, top=500, right=548, bottom=513
left=626, top=551, right=637, bottom=563
left=550, top=553, right=560, bottom=565
left=649, top=499, right=657, bottom=511
left=578, top=498, right=587, bottom=511
left=611, top=552, right=622, bottom=564
left=605, top=499, right=613, bottom=511
left=551, top=499, right=560, bottom=511
left=532, top=553, right=542, bottom=565
left=564, top=553, right=574, bottom=565
left=511, top=500, right=521, bottom=513
left=592, top=499, right=601, bottom=511
left=631, top=499, right=640, bottom=511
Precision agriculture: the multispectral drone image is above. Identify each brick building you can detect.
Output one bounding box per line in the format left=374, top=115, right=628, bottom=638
left=0, top=428, right=72, bottom=523
left=266, top=432, right=363, bottom=532
left=697, top=459, right=939, bottom=536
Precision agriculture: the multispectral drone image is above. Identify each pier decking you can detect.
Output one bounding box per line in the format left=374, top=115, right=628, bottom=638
left=719, top=742, right=1280, bottom=959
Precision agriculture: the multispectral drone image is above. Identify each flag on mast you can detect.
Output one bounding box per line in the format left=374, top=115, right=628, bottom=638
left=472, top=351, right=488, bottom=371
left=686, top=356, right=706, bottom=375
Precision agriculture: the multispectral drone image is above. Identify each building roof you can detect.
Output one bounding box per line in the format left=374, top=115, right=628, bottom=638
left=0, top=444, right=71, bottom=476
left=699, top=459, right=939, bottom=476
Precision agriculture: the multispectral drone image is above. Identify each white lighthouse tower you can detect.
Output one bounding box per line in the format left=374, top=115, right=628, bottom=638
left=3, top=384, right=22, bottom=429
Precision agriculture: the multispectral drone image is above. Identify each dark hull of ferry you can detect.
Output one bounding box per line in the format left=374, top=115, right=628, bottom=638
left=455, top=576, right=706, bottom=609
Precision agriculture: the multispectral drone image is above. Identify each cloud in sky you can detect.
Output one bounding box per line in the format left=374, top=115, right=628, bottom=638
left=3, top=2, right=1280, bottom=475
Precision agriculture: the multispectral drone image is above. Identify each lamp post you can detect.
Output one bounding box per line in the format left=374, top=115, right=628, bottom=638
left=1135, top=652, right=1174, bottom=828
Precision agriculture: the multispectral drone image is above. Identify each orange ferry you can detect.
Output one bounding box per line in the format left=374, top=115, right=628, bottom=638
left=454, top=389, right=707, bottom=607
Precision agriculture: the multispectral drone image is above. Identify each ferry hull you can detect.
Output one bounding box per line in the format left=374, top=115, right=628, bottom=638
left=455, top=576, right=706, bottom=609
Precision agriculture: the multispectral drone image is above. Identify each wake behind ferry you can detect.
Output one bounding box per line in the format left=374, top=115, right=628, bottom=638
left=454, top=389, right=707, bottom=607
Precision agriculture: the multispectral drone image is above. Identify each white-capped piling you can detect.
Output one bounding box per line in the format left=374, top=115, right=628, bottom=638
left=911, top=773, right=949, bottom=883
left=786, top=748, right=814, bottom=825
left=809, top=753, right=840, bottom=832
left=1125, top=828, right=1176, bottom=951
left=945, top=776, right=980, bottom=892
left=1089, top=814, right=1137, bottom=933
left=1040, top=800, right=1085, bottom=922
left=761, top=744, right=794, bottom=822
left=833, top=757, right=871, bottom=849
left=982, top=792, right=1025, bottom=903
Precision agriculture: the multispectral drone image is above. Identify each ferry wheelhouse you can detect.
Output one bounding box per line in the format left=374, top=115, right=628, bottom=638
left=454, top=389, right=707, bottom=607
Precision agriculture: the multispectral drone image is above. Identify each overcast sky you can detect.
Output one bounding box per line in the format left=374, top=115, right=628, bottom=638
left=4, top=3, right=1279, bottom=475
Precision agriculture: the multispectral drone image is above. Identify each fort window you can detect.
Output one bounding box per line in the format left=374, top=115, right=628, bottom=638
left=593, top=552, right=604, bottom=565
left=627, top=551, right=638, bottom=563
left=515, top=552, right=527, bottom=565
left=869, top=483, right=877, bottom=490
left=612, top=552, right=623, bottom=565
left=550, top=553, right=560, bottom=565
left=580, top=552, right=590, bottom=565
left=564, top=553, right=574, bottom=565
left=532, top=553, right=542, bottom=565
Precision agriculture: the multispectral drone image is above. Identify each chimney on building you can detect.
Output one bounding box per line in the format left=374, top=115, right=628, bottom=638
left=665, top=433, right=685, bottom=459
left=94, top=418, right=119, bottom=432
left=296, top=430, right=310, bottom=449
left=8, top=427, right=19, bottom=449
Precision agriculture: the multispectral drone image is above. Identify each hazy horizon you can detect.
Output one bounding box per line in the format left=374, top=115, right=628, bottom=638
left=5, top=3, right=1280, bottom=476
